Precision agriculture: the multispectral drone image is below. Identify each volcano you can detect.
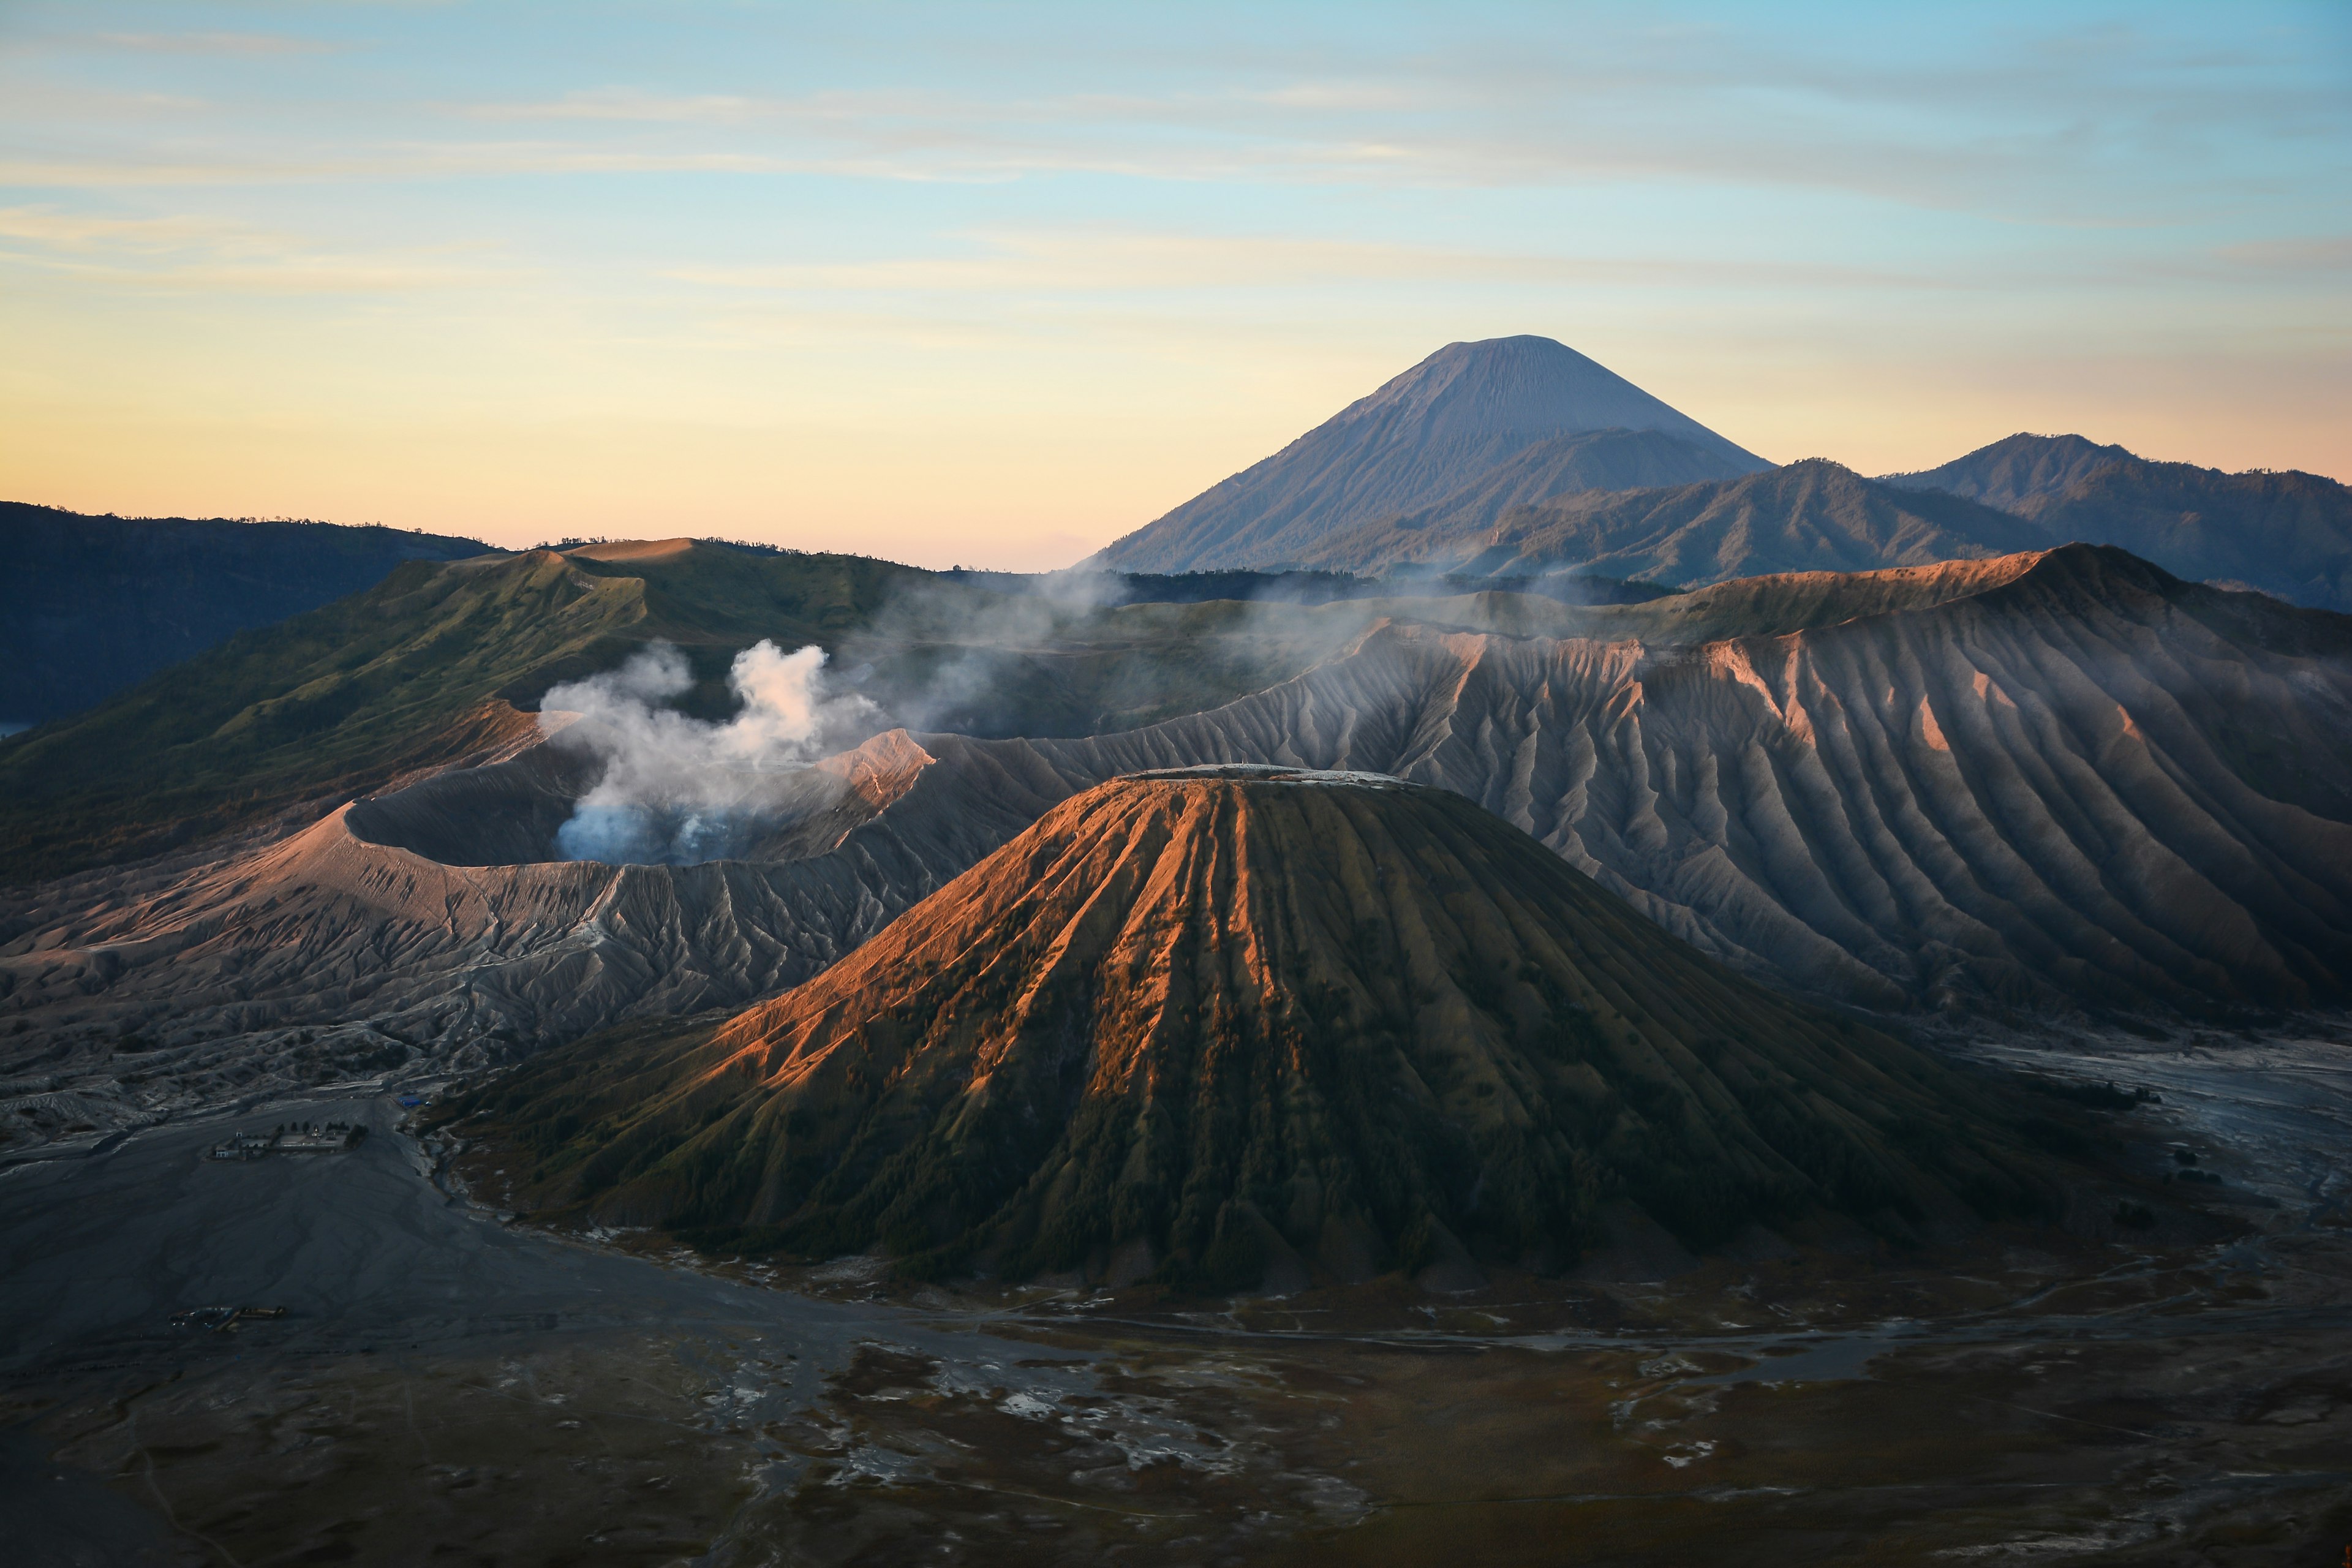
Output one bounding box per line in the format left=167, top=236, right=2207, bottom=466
left=1091, top=336, right=1768, bottom=574
left=466, top=768, right=2046, bottom=1289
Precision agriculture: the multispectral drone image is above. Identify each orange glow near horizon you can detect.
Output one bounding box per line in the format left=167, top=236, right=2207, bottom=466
left=3, top=4, right=2346, bottom=568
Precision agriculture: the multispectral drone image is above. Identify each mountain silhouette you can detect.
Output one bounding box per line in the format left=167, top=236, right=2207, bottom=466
left=1886, top=434, right=2352, bottom=611
left=1093, top=336, right=1767, bottom=573
left=1880, top=433, right=2137, bottom=513
left=1282, top=458, right=2048, bottom=585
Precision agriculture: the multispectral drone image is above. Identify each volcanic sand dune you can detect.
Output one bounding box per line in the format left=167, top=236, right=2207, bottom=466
left=464, top=769, right=2048, bottom=1289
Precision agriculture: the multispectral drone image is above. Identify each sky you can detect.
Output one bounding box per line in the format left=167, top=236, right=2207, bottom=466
left=2, top=2, right=2346, bottom=569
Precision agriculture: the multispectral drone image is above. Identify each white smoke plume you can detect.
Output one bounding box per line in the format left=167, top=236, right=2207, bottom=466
left=536, top=569, right=1409, bottom=865
left=540, top=640, right=883, bottom=864
left=856, top=568, right=1133, bottom=734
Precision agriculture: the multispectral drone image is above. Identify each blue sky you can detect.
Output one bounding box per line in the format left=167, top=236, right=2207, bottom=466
left=2, top=1, right=2346, bottom=566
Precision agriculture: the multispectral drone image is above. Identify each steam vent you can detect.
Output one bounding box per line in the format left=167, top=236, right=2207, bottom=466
left=461, top=768, right=2051, bottom=1290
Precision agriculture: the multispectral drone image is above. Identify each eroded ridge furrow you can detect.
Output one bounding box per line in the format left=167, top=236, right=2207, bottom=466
left=5, top=548, right=2348, bottom=1144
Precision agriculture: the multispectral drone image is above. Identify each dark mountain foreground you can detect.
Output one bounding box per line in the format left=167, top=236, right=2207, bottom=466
left=1887, top=433, right=2352, bottom=611
left=0, top=503, right=488, bottom=729
left=1093, top=336, right=1767, bottom=573
left=456, top=769, right=2052, bottom=1288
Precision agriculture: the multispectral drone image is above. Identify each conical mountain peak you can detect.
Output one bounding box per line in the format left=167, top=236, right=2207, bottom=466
left=1333, top=336, right=1754, bottom=454
left=463, top=772, right=2047, bottom=1291
left=1092, top=335, right=1768, bottom=574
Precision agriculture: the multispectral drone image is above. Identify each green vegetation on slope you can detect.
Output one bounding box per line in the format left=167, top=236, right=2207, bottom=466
left=2020, top=459, right=2352, bottom=613
left=0, top=553, right=636, bottom=880
left=1883, top=434, right=2352, bottom=612
left=4, top=531, right=2199, bottom=890
left=0, top=545, right=922, bottom=883
left=0, top=537, right=1373, bottom=883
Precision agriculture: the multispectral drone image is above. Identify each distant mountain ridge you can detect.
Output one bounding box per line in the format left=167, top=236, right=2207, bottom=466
left=1092, top=336, right=1769, bottom=573
left=0, top=503, right=489, bottom=729
left=1353, top=427, right=1760, bottom=542
left=1883, top=434, right=2352, bottom=611
left=1881, top=433, right=2137, bottom=513
left=1094, top=344, right=2350, bottom=609
left=1286, top=458, right=2049, bottom=586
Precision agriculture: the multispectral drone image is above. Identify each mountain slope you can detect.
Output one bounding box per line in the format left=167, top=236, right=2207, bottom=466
left=0, top=543, right=923, bottom=883
left=1092, top=337, right=1769, bottom=573
left=1286, top=459, right=2049, bottom=584
left=10, top=546, right=2347, bottom=1152
left=460, top=769, right=2046, bottom=1285
left=1880, top=434, right=2136, bottom=513
left=1027, top=547, right=2352, bottom=1011
left=2021, top=460, right=2352, bottom=612
left=1360, top=428, right=1760, bottom=542
left=1881, top=435, right=2352, bottom=611
left=0, top=504, right=489, bottom=730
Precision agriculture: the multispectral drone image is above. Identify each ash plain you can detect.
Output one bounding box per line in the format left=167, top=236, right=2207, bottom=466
left=2, top=1016, right=2350, bottom=1566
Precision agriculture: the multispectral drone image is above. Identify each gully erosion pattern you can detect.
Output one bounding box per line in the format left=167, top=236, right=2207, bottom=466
left=4, top=547, right=2350, bottom=1156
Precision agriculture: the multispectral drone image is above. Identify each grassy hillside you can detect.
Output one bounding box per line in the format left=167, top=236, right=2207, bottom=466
left=0, top=545, right=921, bottom=883
left=0, top=537, right=1406, bottom=883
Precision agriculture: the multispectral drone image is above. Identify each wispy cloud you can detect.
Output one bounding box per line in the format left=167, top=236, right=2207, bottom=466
left=455, top=88, right=775, bottom=125
left=13, top=15, right=2345, bottom=222
left=2217, top=235, right=2352, bottom=272
left=0, top=146, right=845, bottom=189
left=395, top=33, right=2352, bottom=221
left=0, top=205, right=513, bottom=293
left=0, top=206, right=252, bottom=251
left=669, top=229, right=1943, bottom=296
left=94, top=31, right=339, bottom=57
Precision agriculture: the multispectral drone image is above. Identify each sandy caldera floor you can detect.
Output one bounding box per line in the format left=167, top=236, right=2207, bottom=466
left=2, top=1020, right=2349, bottom=1567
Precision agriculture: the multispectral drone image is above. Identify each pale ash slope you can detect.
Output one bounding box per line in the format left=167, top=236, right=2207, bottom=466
left=1092, top=336, right=1768, bottom=574
left=6, top=547, right=2348, bottom=1149
left=0, top=731, right=1041, bottom=1147
left=1033, top=546, right=2352, bottom=1012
